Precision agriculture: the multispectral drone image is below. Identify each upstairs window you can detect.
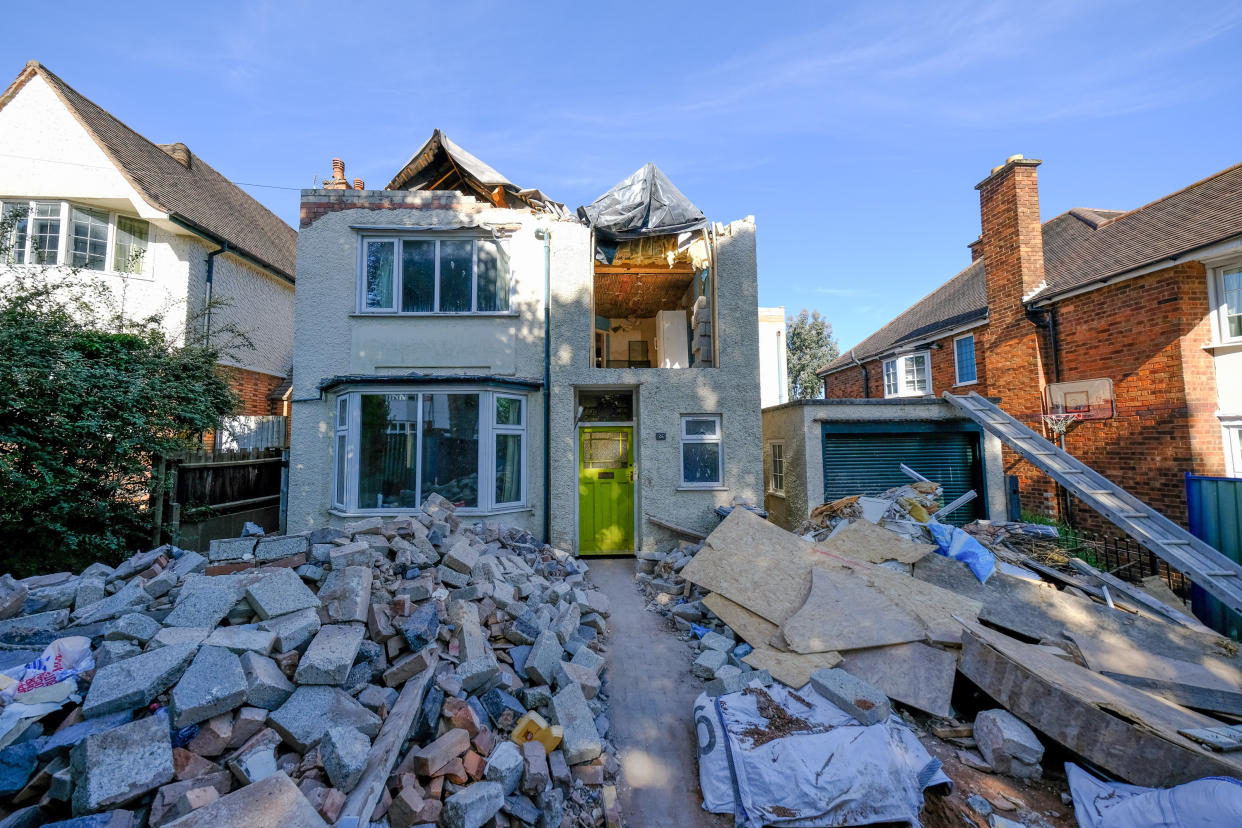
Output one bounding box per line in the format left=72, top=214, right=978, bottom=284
left=1221, top=265, right=1242, bottom=341
left=882, top=352, right=930, bottom=398
left=954, top=334, right=977, bottom=385
left=1, top=200, right=148, bottom=273
left=360, top=236, right=511, bottom=314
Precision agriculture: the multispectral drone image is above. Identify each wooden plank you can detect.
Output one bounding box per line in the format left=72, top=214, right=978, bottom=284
left=958, top=619, right=1242, bottom=786
left=840, top=642, right=958, bottom=717
left=1065, top=558, right=1207, bottom=630
left=336, top=655, right=439, bottom=827
left=643, top=513, right=706, bottom=542
left=1105, top=674, right=1242, bottom=718
left=1068, top=630, right=1242, bottom=693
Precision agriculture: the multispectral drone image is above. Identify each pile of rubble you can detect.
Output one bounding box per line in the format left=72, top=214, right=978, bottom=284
left=0, top=493, right=618, bottom=828
left=636, top=481, right=1242, bottom=826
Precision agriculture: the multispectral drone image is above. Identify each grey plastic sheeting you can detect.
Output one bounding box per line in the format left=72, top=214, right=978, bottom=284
left=577, top=162, right=707, bottom=241
left=1067, top=762, right=1242, bottom=828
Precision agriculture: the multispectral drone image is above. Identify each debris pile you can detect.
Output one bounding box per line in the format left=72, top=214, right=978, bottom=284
left=638, top=485, right=1242, bottom=826
left=0, top=493, right=618, bottom=827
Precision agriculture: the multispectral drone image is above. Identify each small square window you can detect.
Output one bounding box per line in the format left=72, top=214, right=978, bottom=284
left=680, top=414, right=722, bottom=487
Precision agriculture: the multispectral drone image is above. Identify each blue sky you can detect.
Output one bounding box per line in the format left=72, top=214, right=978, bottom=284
left=14, top=0, right=1242, bottom=350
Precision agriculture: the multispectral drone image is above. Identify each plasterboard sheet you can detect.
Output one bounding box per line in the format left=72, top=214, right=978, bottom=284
left=702, top=593, right=842, bottom=689
left=780, top=568, right=924, bottom=654
left=820, top=519, right=930, bottom=565
left=1068, top=631, right=1242, bottom=693
left=841, top=642, right=958, bottom=717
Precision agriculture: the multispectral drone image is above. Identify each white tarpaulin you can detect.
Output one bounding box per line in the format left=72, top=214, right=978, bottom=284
left=1066, top=762, right=1242, bottom=827
left=695, top=682, right=951, bottom=826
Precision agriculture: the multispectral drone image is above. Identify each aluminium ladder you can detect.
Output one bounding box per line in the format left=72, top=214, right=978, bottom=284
left=942, top=391, right=1242, bottom=617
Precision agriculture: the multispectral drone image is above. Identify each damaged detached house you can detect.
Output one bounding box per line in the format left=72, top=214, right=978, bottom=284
left=288, top=131, right=762, bottom=553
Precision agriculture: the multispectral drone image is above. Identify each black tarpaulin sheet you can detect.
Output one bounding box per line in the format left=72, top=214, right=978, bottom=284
left=578, top=163, right=708, bottom=241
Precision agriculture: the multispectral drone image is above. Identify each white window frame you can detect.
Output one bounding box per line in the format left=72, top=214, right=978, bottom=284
left=1211, top=261, right=1242, bottom=345
left=1222, top=420, right=1242, bottom=478
left=679, top=414, right=724, bottom=489
left=767, top=440, right=785, bottom=495
left=332, top=387, right=528, bottom=515
left=881, top=351, right=931, bottom=398
left=356, top=234, right=513, bottom=316
left=1, top=198, right=150, bottom=276
left=954, top=333, right=977, bottom=386
left=332, top=395, right=349, bottom=510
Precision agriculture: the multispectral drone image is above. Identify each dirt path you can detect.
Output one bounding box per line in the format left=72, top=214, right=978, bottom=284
left=591, top=558, right=731, bottom=828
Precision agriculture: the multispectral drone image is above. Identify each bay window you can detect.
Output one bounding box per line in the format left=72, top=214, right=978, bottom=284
left=360, top=235, right=511, bottom=314
left=881, top=352, right=930, bottom=398
left=1, top=199, right=149, bottom=273
left=333, top=388, right=526, bottom=513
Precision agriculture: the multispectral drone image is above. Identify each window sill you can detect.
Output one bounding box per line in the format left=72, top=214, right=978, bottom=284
left=350, top=312, right=521, bottom=319
left=5, top=263, right=153, bottom=282
left=882, top=393, right=934, bottom=400
left=953, top=380, right=978, bottom=387
left=1203, top=341, right=1242, bottom=353
left=766, top=490, right=786, bottom=499
left=676, top=485, right=729, bottom=492
left=329, top=505, right=530, bottom=519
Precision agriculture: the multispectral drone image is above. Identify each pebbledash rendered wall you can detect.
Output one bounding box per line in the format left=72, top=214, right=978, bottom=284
left=547, top=218, right=764, bottom=552
left=286, top=189, right=584, bottom=535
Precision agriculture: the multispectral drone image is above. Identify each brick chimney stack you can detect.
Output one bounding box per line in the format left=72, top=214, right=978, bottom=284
left=324, top=158, right=350, bottom=190
left=353, top=178, right=365, bottom=190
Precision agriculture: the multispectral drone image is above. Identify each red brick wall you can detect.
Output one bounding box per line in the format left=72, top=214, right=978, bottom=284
left=822, top=328, right=988, bottom=401
left=202, top=366, right=288, bottom=450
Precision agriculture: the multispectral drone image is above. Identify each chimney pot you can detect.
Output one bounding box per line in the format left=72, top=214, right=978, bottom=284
left=332, top=158, right=345, bottom=180
left=353, top=178, right=365, bottom=190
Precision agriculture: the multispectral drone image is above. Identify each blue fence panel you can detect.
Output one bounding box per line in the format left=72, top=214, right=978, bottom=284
left=1185, top=473, right=1242, bottom=639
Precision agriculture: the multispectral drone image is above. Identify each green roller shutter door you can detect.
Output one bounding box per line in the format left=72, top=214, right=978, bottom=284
left=821, top=429, right=983, bottom=525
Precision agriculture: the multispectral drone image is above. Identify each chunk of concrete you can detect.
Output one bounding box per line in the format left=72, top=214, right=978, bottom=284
left=398, top=602, right=440, bottom=651
left=320, top=726, right=369, bottom=793
left=159, top=771, right=325, bottom=827
left=443, top=538, right=480, bottom=575
left=317, top=566, right=371, bottom=624
left=810, top=668, right=890, bottom=725
left=520, top=741, right=549, bottom=796
left=975, top=709, right=1044, bottom=774
left=207, top=537, right=255, bottom=563
left=243, top=568, right=320, bottom=621
left=295, top=623, right=365, bottom=685
left=239, top=651, right=295, bottom=709
left=162, top=589, right=235, bottom=629
left=82, top=643, right=197, bottom=718
left=0, top=742, right=38, bottom=797
left=525, top=629, right=563, bottom=686
left=569, top=645, right=604, bottom=677
left=146, top=627, right=211, bottom=651
left=327, top=541, right=374, bottom=569
left=0, top=574, right=29, bottom=621
left=170, top=646, right=248, bottom=728
left=256, top=607, right=320, bottom=653
left=71, top=712, right=174, bottom=812
left=483, top=740, right=523, bottom=795
left=38, top=711, right=133, bottom=761
left=254, top=536, right=308, bottom=563
left=268, top=686, right=381, bottom=752
left=691, top=649, right=728, bottom=679
left=550, top=683, right=601, bottom=765
left=104, top=613, right=163, bottom=645
left=442, top=781, right=504, bottom=828
left=203, top=626, right=276, bottom=656
left=73, top=580, right=149, bottom=624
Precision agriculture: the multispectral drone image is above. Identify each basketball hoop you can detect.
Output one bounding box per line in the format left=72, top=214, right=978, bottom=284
left=1041, top=413, right=1081, bottom=438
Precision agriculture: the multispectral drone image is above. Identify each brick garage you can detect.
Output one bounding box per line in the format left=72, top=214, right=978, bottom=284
left=819, top=156, right=1242, bottom=532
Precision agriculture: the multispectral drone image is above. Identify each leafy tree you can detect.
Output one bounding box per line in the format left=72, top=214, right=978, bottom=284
left=0, top=207, right=239, bottom=575
left=786, top=309, right=839, bottom=399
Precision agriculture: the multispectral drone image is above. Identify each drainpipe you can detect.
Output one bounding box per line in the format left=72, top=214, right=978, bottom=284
left=538, top=225, right=553, bottom=544
left=849, top=348, right=870, bottom=399
left=204, top=243, right=228, bottom=344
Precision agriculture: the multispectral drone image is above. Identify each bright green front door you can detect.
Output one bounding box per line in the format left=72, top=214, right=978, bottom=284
left=578, top=427, right=635, bottom=554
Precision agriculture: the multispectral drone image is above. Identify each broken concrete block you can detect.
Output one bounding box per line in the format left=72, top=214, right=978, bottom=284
left=208, top=537, right=256, bottom=563
left=706, top=669, right=772, bottom=698
left=548, top=749, right=570, bottom=786
left=810, top=668, right=890, bottom=726
left=483, top=740, right=523, bottom=795
left=254, top=536, right=308, bottom=563
left=382, top=644, right=437, bottom=688
left=203, top=626, right=276, bottom=656
left=95, top=639, right=142, bottom=668
left=82, top=643, right=197, bottom=718
left=443, top=538, right=480, bottom=575
left=71, top=711, right=174, bottom=812
left=170, top=646, right=248, bottom=728
left=525, top=629, right=563, bottom=686
left=73, top=580, right=149, bottom=624
left=0, top=574, right=29, bottom=621
left=975, top=709, right=1044, bottom=775
left=240, top=651, right=295, bottom=709
left=0, top=742, right=38, bottom=797
left=413, top=728, right=470, bottom=776
left=243, top=568, right=320, bottom=620
left=146, top=627, right=211, bottom=651
left=75, top=577, right=108, bottom=611
left=442, top=781, right=504, bottom=828
left=551, top=603, right=580, bottom=645
left=256, top=607, right=320, bottom=653
left=268, top=686, right=380, bottom=752
left=38, top=710, right=133, bottom=761
left=569, top=645, right=604, bottom=677
left=317, top=566, right=372, bottom=624
left=399, top=602, right=440, bottom=651
left=327, top=541, right=374, bottom=569
left=550, top=683, right=601, bottom=765
left=167, top=785, right=219, bottom=822
left=691, top=648, right=728, bottom=679
left=554, top=661, right=600, bottom=699
left=159, top=771, right=325, bottom=827
left=320, top=726, right=369, bottom=793
left=162, top=589, right=235, bottom=629
left=295, top=623, right=365, bottom=685
left=357, top=683, right=398, bottom=713
left=226, top=706, right=268, bottom=750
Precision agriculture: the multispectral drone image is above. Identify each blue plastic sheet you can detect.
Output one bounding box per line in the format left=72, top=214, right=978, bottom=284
left=927, top=523, right=995, bottom=583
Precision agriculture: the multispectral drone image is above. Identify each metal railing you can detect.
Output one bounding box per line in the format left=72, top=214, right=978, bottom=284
left=1055, top=526, right=1192, bottom=599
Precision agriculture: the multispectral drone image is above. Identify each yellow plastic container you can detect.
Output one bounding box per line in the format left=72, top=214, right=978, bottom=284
left=511, top=712, right=564, bottom=752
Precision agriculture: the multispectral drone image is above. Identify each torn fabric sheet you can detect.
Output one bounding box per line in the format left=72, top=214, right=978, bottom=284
left=1066, top=761, right=1242, bottom=827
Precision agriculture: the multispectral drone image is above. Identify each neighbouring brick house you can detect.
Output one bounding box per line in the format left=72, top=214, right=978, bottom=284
left=0, top=61, right=297, bottom=447
left=818, top=155, right=1242, bottom=531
